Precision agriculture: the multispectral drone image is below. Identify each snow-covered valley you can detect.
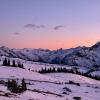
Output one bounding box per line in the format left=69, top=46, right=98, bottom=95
left=0, top=57, right=100, bottom=100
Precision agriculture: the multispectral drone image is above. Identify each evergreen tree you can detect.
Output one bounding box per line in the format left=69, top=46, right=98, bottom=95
left=52, top=67, right=56, bottom=72
left=44, top=67, right=47, bottom=73
left=41, top=68, right=44, bottom=73
left=17, top=62, right=24, bottom=68
left=49, top=67, right=52, bottom=72
left=7, top=80, right=18, bottom=93
left=3, top=58, right=8, bottom=66
left=57, top=68, right=61, bottom=72
left=12, top=60, right=17, bottom=67
left=7, top=79, right=27, bottom=93
left=7, top=80, right=11, bottom=90
left=8, top=59, right=10, bottom=66
left=21, top=64, right=24, bottom=68
left=18, top=62, right=21, bottom=68
left=21, top=78, right=27, bottom=91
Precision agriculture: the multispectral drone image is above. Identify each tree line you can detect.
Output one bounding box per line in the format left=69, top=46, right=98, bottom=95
left=3, top=58, right=24, bottom=68
left=39, top=67, right=100, bottom=81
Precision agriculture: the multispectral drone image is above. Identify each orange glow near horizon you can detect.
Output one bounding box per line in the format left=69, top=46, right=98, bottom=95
left=7, top=38, right=100, bottom=50
left=1, top=31, right=100, bottom=50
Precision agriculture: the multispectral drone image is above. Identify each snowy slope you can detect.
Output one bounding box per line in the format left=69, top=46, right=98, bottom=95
left=0, top=63, right=99, bottom=100
left=0, top=66, right=58, bottom=82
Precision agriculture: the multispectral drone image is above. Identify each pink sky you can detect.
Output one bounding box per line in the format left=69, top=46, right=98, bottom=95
left=0, top=0, right=100, bottom=49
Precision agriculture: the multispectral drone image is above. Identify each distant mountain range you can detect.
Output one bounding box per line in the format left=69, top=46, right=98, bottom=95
left=0, top=42, right=100, bottom=68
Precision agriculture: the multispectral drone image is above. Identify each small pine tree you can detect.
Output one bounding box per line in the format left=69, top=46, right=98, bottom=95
left=18, top=62, right=21, bottom=68
left=52, top=67, right=56, bottom=72
left=17, top=62, right=24, bottom=69
left=49, top=67, right=52, bottom=72
left=41, top=68, right=44, bottom=73
left=21, top=64, right=24, bottom=68
left=57, top=68, right=61, bottom=72
left=3, top=58, right=8, bottom=66
left=7, top=80, right=11, bottom=90
left=12, top=60, right=17, bottom=67
left=8, top=59, right=10, bottom=66
left=44, top=67, right=47, bottom=73
left=21, top=78, right=27, bottom=91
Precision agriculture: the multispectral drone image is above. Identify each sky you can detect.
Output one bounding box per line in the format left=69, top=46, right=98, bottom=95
left=0, top=0, right=100, bottom=50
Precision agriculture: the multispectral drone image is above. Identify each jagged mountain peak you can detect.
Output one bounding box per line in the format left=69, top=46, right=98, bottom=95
left=90, top=42, right=100, bottom=49
left=0, top=46, right=10, bottom=50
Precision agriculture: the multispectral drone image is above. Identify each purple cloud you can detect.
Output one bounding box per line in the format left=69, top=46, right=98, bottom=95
left=24, top=24, right=45, bottom=29
left=13, top=32, right=20, bottom=35
left=53, top=25, right=64, bottom=30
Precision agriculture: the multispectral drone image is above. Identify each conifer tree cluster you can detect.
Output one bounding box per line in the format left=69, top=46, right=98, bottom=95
left=39, top=67, right=100, bottom=80
left=7, top=78, right=27, bottom=93
left=3, top=58, right=24, bottom=68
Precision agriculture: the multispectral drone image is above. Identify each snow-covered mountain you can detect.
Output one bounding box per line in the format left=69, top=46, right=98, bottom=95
left=0, top=42, right=100, bottom=68
left=0, top=51, right=100, bottom=100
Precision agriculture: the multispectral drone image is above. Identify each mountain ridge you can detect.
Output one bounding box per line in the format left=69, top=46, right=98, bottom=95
left=0, top=42, right=100, bottom=68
